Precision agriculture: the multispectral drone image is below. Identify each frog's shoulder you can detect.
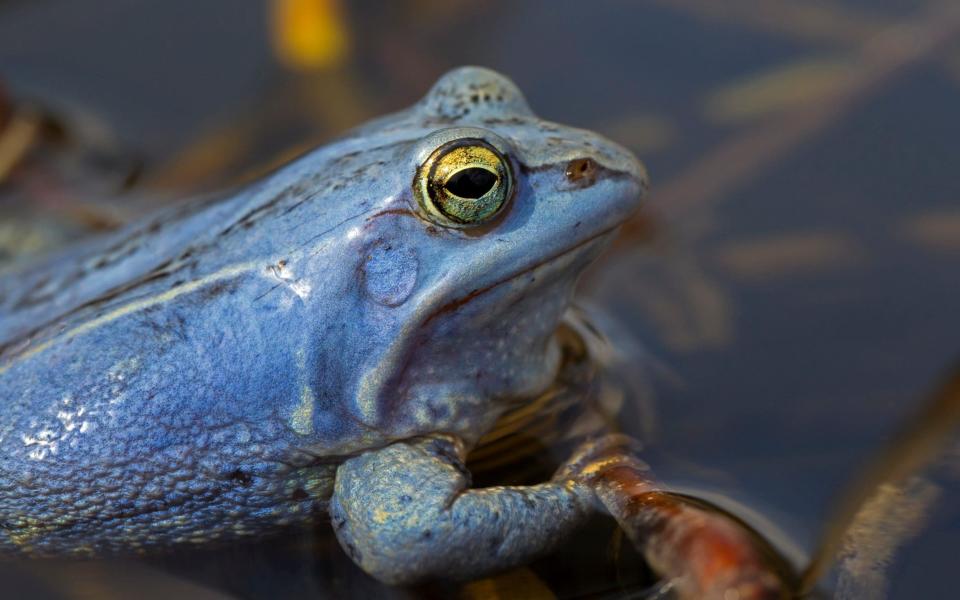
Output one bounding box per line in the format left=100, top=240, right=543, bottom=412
left=0, top=132, right=403, bottom=352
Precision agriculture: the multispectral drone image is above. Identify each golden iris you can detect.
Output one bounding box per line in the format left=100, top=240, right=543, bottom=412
left=414, top=139, right=512, bottom=226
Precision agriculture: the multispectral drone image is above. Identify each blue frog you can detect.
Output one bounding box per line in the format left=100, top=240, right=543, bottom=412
left=0, top=67, right=648, bottom=583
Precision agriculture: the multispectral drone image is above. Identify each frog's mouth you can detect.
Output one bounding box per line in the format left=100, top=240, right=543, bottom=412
left=425, top=224, right=619, bottom=322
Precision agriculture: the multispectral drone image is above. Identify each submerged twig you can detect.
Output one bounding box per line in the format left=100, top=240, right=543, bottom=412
left=587, top=454, right=794, bottom=600
left=800, top=361, right=960, bottom=593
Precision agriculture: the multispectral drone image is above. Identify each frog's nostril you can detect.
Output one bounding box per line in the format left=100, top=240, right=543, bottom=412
left=445, top=167, right=498, bottom=199
left=565, top=158, right=598, bottom=185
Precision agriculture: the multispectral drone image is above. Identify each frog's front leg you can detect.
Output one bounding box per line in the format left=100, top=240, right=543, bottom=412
left=329, top=434, right=636, bottom=584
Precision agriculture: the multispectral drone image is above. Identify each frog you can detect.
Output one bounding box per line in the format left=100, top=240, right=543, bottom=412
left=0, top=67, right=648, bottom=584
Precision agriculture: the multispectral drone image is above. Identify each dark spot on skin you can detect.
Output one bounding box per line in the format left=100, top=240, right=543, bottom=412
left=337, top=150, right=361, bottom=163
left=425, top=439, right=472, bottom=484
left=228, top=469, right=252, bottom=486
left=11, top=276, right=52, bottom=309
left=399, top=494, right=412, bottom=504
left=91, top=232, right=146, bottom=270
left=482, top=117, right=526, bottom=128
left=147, top=258, right=174, bottom=276
left=291, top=488, right=309, bottom=501
left=344, top=542, right=362, bottom=561
left=220, top=186, right=303, bottom=237
left=426, top=439, right=458, bottom=464
left=365, top=208, right=417, bottom=222
left=199, top=279, right=238, bottom=302
left=427, top=403, right=450, bottom=422
left=421, top=530, right=433, bottom=540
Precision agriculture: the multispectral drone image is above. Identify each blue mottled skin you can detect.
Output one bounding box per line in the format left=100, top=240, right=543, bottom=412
left=0, top=68, right=647, bottom=582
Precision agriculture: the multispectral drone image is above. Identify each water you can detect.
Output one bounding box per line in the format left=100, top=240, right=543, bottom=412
left=1, top=0, right=959, bottom=597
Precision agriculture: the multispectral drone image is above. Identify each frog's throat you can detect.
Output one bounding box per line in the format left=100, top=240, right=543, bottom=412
left=353, top=224, right=620, bottom=428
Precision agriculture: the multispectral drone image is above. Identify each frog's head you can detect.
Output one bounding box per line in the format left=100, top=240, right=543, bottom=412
left=318, top=67, right=647, bottom=445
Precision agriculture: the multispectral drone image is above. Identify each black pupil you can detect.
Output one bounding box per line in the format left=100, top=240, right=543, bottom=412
left=444, top=168, right=498, bottom=199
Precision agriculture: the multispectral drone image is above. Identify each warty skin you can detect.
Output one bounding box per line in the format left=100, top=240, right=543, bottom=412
left=0, top=67, right=647, bottom=581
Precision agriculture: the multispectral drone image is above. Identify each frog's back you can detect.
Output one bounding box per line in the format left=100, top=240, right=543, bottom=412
left=0, top=126, right=408, bottom=353
left=0, top=189, right=250, bottom=351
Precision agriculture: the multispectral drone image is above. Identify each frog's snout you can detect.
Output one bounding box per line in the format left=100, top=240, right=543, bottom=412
left=565, top=157, right=600, bottom=186
left=612, top=145, right=649, bottom=212
left=622, top=153, right=650, bottom=205
left=562, top=142, right=649, bottom=218
left=603, top=137, right=650, bottom=197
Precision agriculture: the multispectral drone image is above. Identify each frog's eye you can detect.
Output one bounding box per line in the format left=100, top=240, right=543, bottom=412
left=414, top=138, right=513, bottom=227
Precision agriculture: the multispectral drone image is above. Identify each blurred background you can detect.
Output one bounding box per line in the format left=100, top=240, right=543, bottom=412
left=1, top=0, right=959, bottom=598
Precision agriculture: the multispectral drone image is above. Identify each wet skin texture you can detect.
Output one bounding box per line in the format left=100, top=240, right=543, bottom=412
left=0, top=67, right=647, bottom=582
